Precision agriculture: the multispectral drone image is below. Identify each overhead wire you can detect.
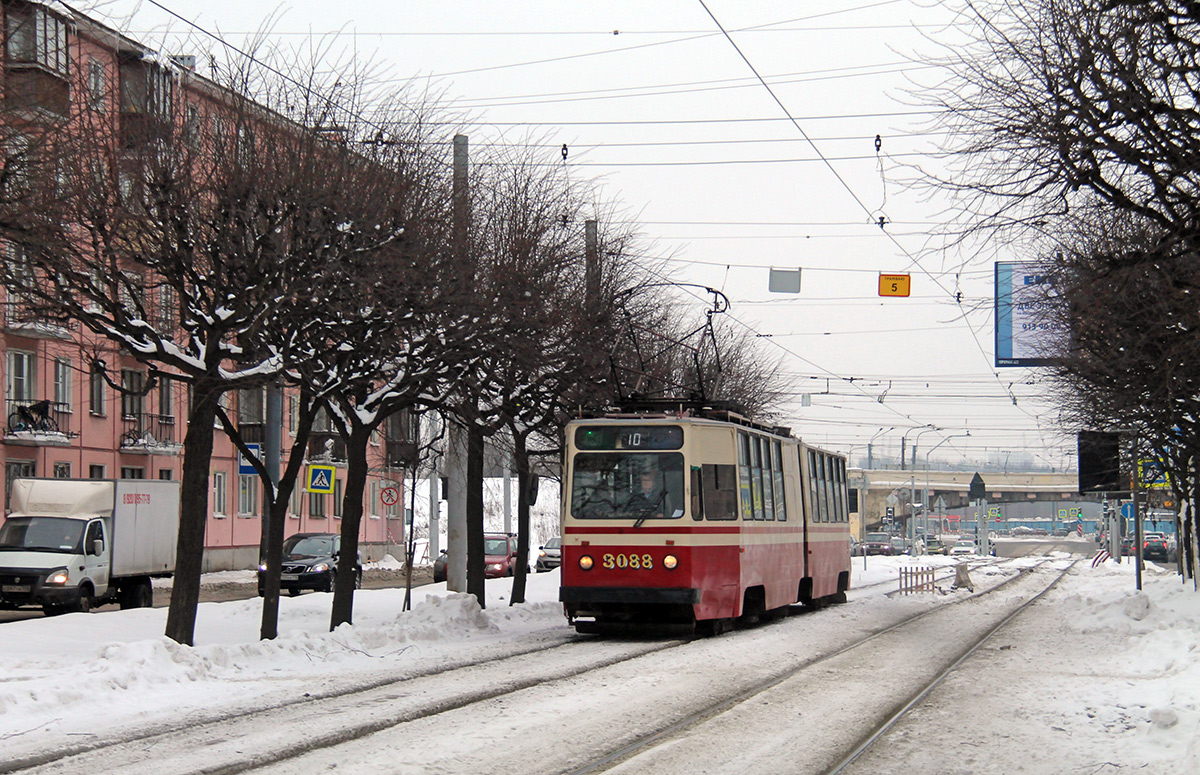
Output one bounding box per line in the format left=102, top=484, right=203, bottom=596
left=135, top=0, right=1064, bottom=460
left=696, top=0, right=1061, bottom=459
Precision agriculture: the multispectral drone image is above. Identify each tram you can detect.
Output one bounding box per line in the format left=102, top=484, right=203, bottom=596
left=559, top=404, right=851, bottom=634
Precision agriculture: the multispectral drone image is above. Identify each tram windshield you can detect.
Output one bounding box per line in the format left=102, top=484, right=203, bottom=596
left=570, top=452, right=685, bottom=520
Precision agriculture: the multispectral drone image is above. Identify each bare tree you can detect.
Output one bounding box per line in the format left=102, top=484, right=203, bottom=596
left=0, top=39, right=445, bottom=643
left=915, top=0, right=1200, bottom=584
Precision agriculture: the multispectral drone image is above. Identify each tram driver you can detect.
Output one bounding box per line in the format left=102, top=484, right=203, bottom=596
left=628, top=466, right=673, bottom=520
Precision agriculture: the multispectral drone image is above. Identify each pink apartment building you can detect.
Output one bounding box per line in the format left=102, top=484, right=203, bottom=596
left=1, top=0, right=409, bottom=569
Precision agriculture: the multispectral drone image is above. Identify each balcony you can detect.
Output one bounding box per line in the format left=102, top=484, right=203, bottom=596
left=236, top=422, right=265, bottom=444
left=3, top=66, right=70, bottom=118
left=120, top=412, right=181, bottom=455
left=3, top=300, right=78, bottom=340
left=386, top=439, right=418, bottom=468
left=307, top=432, right=346, bottom=464
left=4, top=399, right=73, bottom=445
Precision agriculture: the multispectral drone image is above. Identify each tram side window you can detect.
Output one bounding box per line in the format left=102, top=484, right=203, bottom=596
left=823, top=454, right=837, bottom=524
left=738, top=433, right=753, bottom=520
left=759, top=437, right=775, bottom=521
left=808, top=449, right=820, bottom=523
left=817, top=454, right=830, bottom=522
left=700, top=464, right=738, bottom=520
left=835, top=458, right=847, bottom=522
left=773, top=441, right=786, bottom=521
left=750, top=435, right=764, bottom=520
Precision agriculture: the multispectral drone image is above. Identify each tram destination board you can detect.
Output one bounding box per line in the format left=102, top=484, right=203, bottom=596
left=575, top=425, right=683, bottom=450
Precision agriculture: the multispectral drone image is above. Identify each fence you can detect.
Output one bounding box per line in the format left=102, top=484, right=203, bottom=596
left=899, top=565, right=936, bottom=595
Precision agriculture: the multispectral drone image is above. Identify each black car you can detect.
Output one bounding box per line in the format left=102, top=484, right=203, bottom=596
left=1143, top=533, right=1170, bottom=562
left=433, top=550, right=447, bottom=583
left=258, top=533, right=361, bottom=596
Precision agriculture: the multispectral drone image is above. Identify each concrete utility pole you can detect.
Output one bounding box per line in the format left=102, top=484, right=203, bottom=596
left=445, top=134, right=470, bottom=593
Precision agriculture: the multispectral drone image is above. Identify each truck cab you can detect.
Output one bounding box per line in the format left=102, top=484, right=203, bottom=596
left=0, top=514, right=110, bottom=612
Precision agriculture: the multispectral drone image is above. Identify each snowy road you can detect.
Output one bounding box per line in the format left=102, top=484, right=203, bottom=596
left=2, top=554, right=1196, bottom=775
left=7, top=558, right=1069, bottom=775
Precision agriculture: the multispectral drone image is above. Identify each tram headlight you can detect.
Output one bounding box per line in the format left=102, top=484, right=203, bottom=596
left=663, top=554, right=678, bottom=570
left=579, top=555, right=594, bottom=571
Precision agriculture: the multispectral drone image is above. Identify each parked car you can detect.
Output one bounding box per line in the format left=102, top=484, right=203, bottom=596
left=259, top=533, right=361, bottom=596
left=891, top=537, right=909, bottom=555
left=484, top=533, right=528, bottom=577
left=949, top=539, right=977, bottom=557
left=536, top=537, right=562, bottom=572
left=1143, top=533, right=1170, bottom=562
left=862, top=532, right=895, bottom=556
left=433, top=550, right=447, bottom=583
left=924, top=538, right=946, bottom=555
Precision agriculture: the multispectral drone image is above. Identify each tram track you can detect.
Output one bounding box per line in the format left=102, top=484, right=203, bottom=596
left=824, top=559, right=1080, bottom=774
left=6, top=558, right=1063, bottom=775
left=563, top=557, right=1069, bottom=775
left=0, top=632, right=677, bottom=775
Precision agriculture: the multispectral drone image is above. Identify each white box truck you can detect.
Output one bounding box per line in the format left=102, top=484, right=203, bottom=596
left=0, top=478, right=179, bottom=615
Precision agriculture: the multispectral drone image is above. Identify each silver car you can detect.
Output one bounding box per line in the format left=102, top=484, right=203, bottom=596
left=536, top=537, right=561, bottom=572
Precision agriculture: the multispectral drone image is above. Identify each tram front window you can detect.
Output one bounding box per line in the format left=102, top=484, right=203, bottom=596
left=571, top=453, right=685, bottom=520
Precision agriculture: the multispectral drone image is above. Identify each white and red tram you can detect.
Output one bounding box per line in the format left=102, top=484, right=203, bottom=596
left=559, top=408, right=851, bottom=634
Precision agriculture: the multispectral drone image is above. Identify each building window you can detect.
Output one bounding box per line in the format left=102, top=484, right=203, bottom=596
left=332, top=478, right=343, bottom=518
left=7, top=242, right=35, bottom=303
left=156, top=285, right=177, bottom=335
left=5, top=4, right=69, bottom=76
left=309, top=490, right=325, bottom=518
left=370, top=481, right=379, bottom=518
left=158, top=469, right=173, bottom=480
left=121, top=467, right=145, bottom=479
left=120, top=59, right=172, bottom=118
left=238, top=474, right=258, bottom=516
left=121, top=370, right=144, bottom=419
left=6, top=350, right=35, bottom=402
left=53, top=357, right=71, bottom=409
left=89, top=464, right=105, bottom=479
left=384, top=480, right=399, bottom=518
left=289, top=485, right=302, bottom=519
left=53, top=462, right=70, bottom=478
left=184, top=103, right=200, bottom=147
left=158, top=376, right=173, bottom=421
left=237, top=388, right=264, bottom=424
left=90, top=363, right=105, bottom=415
left=213, top=471, right=227, bottom=516
left=88, top=58, right=107, bottom=111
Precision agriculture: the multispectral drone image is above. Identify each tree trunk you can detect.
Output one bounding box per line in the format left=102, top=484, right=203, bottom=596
left=467, top=422, right=486, bottom=607
left=510, top=436, right=531, bottom=605
left=260, top=394, right=316, bottom=639
left=164, top=379, right=221, bottom=646
left=330, top=424, right=372, bottom=630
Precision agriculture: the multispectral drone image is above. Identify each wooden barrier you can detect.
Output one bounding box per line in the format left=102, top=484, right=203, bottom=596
left=899, top=565, right=936, bottom=595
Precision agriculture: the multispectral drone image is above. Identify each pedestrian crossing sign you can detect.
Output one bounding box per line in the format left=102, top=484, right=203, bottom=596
left=307, top=465, right=335, bottom=494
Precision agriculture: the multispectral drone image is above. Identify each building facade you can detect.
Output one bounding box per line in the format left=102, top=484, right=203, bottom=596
left=1, top=0, right=409, bottom=569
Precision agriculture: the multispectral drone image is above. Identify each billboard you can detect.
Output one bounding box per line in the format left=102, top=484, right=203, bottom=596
left=995, top=261, right=1062, bottom=367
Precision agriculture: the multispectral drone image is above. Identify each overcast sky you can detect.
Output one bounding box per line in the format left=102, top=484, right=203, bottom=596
left=84, top=0, right=1068, bottom=470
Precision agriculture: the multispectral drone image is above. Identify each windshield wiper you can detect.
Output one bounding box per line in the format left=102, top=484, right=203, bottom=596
left=632, top=490, right=667, bottom=529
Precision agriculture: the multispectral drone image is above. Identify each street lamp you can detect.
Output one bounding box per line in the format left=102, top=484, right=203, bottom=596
left=923, top=432, right=971, bottom=540
left=899, top=424, right=936, bottom=471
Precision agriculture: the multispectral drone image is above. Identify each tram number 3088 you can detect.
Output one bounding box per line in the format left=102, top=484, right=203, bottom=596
left=602, top=553, right=654, bottom=570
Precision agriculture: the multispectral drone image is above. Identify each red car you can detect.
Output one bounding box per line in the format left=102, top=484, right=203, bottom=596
left=862, top=532, right=896, bottom=556
left=484, top=533, right=526, bottom=577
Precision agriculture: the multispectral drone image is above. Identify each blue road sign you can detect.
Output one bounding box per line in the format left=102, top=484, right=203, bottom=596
left=239, top=443, right=261, bottom=475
